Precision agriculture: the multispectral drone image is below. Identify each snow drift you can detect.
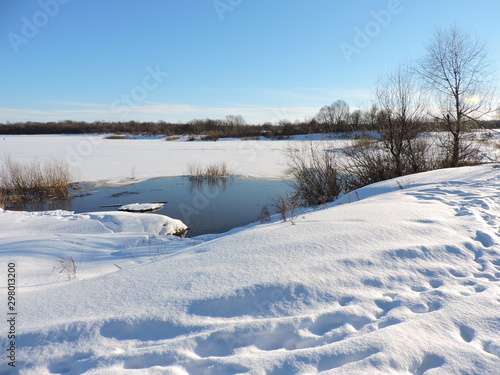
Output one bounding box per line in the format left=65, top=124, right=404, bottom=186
left=1, top=165, right=500, bottom=374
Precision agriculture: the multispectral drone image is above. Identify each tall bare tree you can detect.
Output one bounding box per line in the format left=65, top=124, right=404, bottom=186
left=376, top=63, right=426, bottom=175
left=316, top=100, right=350, bottom=133
left=418, top=25, right=495, bottom=166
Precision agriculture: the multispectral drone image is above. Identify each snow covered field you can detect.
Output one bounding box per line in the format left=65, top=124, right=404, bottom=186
left=1, top=159, right=500, bottom=373
left=0, top=135, right=336, bottom=184
left=1, top=133, right=498, bottom=185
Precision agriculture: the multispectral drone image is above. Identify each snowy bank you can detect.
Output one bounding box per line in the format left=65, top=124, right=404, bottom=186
left=1, top=165, right=500, bottom=374
left=0, top=209, right=188, bottom=237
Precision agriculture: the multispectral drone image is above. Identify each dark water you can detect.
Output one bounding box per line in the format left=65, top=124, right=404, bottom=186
left=25, top=177, right=294, bottom=238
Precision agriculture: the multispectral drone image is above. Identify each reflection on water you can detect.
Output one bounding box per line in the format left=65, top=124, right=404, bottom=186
left=9, top=177, right=294, bottom=238
left=187, top=176, right=233, bottom=194
left=5, top=196, right=74, bottom=212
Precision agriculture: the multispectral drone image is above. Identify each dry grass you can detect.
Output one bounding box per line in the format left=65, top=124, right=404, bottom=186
left=53, top=256, right=77, bottom=280
left=166, top=136, right=182, bottom=141
left=187, top=162, right=234, bottom=181
left=353, top=134, right=379, bottom=149
left=104, top=135, right=130, bottom=139
left=274, top=193, right=301, bottom=223
left=258, top=205, right=272, bottom=223
left=0, top=156, right=72, bottom=204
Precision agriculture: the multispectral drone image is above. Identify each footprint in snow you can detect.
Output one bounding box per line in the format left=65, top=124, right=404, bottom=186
left=458, top=324, right=475, bottom=343
left=429, top=279, right=443, bottom=288
left=374, top=298, right=400, bottom=319
left=409, top=301, right=442, bottom=314
left=338, top=296, right=354, bottom=306
left=412, top=353, right=445, bottom=375
left=48, top=352, right=93, bottom=375
left=308, top=311, right=371, bottom=336
left=448, top=268, right=468, bottom=278
left=194, top=322, right=305, bottom=358
left=474, top=230, right=496, bottom=248
left=411, top=285, right=428, bottom=293
left=483, top=341, right=500, bottom=358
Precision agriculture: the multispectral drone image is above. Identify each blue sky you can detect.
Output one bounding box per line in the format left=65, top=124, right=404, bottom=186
left=1, top=0, right=499, bottom=124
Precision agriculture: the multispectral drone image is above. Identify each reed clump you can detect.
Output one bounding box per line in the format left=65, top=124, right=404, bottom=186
left=187, top=162, right=234, bottom=181
left=0, top=156, right=73, bottom=204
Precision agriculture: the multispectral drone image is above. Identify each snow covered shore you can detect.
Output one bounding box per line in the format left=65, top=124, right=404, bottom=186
left=1, top=164, right=499, bottom=374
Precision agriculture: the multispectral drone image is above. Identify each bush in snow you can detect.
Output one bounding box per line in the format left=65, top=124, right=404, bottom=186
left=285, top=142, right=344, bottom=206
left=0, top=155, right=72, bottom=204
left=187, top=162, right=234, bottom=181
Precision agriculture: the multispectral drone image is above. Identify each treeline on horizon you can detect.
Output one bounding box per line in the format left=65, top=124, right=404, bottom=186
left=1, top=115, right=499, bottom=140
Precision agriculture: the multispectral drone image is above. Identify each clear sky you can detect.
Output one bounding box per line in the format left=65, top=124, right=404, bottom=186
left=1, top=0, right=499, bottom=124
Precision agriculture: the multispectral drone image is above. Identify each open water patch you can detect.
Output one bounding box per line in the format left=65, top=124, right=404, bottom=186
left=24, top=177, right=294, bottom=237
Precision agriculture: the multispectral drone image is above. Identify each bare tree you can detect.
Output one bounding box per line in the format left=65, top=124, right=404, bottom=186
left=375, top=63, right=427, bottom=174
left=225, top=115, right=246, bottom=127
left=362, top=104, right=379, bottom=131
left=349, top=109, right=362, bottom=132
left=316, top=100, right=350, bottom=133
left=418, top=25, right=495, bottom=166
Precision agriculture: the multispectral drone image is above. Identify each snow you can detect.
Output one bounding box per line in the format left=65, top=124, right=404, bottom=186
left=0, top=209, right=191, bottom=287
left=0, top=209, right=187, bottom=236
left=118, top=203, right=165, bottom=212
left=0, top=134, right=354, bottom=184
left=1, top=163, right=500, bottom=374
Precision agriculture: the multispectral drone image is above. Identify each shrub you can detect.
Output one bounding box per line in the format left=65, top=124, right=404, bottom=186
left=285, top=143, right=343, bottom=206
left=0, top=156, right=72, bottom=204
left=187, top=162, right=234, bottom=181
left=342, top=136, right=449, bottom=191
left=274, top=193, right=301, bottom=223
left=342, top=144, right=399, bottom=191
